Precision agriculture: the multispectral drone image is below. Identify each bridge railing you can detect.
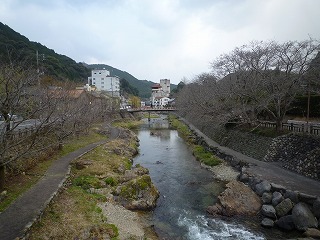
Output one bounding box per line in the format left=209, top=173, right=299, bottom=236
left=127, top=107, right=176, bottom=112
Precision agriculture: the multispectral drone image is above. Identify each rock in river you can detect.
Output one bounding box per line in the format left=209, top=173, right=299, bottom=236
left=208, top=181, right=262, bottom=217
left=292, top=202, right=318, bottom=231
left=114, top=171, right=160, bottom=210
left=261, top=205, right=276, bottom=219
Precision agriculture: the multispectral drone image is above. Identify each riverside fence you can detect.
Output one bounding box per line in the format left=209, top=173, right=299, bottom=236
left=258, top=120, right=320, bottom=136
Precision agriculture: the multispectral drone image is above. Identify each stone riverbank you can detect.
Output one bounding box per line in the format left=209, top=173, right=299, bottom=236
left=178, top=116, right=320, bottom=239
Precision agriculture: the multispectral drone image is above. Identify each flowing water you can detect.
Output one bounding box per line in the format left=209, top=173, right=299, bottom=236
left=134, top=116, right=297, bottom=239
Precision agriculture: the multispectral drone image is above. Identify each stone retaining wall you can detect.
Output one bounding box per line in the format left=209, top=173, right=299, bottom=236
left=239, top=169, right=320, bottom=237
left=193, top=122, right=320, bottom=181
left=264, top=133, right=320, bottom=181
left=200, top=125, right=273, bottom=160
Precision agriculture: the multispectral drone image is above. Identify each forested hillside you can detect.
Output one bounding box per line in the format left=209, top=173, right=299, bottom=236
left=0, top=22, right=176, bottom=98
left=0, top=22, right=90, bottom=82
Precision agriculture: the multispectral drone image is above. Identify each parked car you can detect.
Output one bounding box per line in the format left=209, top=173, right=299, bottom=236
left=0, top=114, right=23, bottom=122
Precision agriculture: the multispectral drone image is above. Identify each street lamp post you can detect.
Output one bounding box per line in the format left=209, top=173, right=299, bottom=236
left=307, top=86, right=310, bottom=127
left=301, top=79, right=311, bottom=133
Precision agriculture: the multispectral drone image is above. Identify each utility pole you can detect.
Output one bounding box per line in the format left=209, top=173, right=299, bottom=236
left=36, top=50, right=39, bottom=85
left=307, top=79, right=311, bottom=132
left=111, top=77, right=115, bottom=112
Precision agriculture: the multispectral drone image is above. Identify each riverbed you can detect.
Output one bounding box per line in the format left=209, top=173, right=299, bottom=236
left=134, top=116, right=295, bottom=239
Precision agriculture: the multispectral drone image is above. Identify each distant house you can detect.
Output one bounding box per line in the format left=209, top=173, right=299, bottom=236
left=151, top=79, right=171, bottom=107
left=160, top=97, right=170, bottom=106
left=88, top=69, right=120, bottom=97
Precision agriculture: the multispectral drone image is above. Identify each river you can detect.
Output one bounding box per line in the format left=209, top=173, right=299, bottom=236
left=133, top=116, right=295, bottom=239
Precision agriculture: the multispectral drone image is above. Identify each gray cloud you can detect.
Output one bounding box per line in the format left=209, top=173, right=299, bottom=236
left=2, top=0, right=320, bottom=83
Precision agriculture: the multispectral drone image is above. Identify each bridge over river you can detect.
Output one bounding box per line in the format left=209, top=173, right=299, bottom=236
left=125, top=107, right=176, bottom=121
left=126, top=107, right=176, bottom=112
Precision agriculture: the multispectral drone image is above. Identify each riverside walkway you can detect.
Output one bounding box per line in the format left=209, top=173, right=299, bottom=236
left=0, top=127, right=120, bottom=240
left=181, top=117, right=320, bottom=197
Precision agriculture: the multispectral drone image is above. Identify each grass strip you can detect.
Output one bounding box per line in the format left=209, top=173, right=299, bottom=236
left=169, top=114, right=221, bottom=167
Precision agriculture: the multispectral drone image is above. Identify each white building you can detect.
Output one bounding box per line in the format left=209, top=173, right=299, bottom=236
left=160, top=97, right=170, bottom=106
left=151, top=79, right=171, bottom=107
left=88, top=69, right=120, bottom=97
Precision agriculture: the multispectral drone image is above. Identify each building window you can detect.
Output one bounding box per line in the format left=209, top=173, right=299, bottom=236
left=94, top=72, right=96, bottom=74
left=93, top=82, right=96, bottom=84
left=101, top=78, right=104, bottom=80
left=93, top=78, right=95, bottom=80
left=101, top=82, right=104, bottom=84
left=101, top=86, right=104, bottom=88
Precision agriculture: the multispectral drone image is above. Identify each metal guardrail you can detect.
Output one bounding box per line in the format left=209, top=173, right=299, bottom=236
left=258, top=120, right=320, bottom=135
left=0, top=126, right=36, bottom=141
left=0, top=119, right=41, bottom=140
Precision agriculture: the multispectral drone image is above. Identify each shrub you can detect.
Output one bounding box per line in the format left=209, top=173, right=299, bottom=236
left=104, top=177, right=118, bottom=186
left=72, top=176, right=102, bottom=189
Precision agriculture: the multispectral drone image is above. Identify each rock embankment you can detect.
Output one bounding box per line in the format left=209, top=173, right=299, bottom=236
left=206, top=160, right=320, bottom=239
left=238, top=169, right=320, bottom=238
left=180, top=118, right=320, bottom=238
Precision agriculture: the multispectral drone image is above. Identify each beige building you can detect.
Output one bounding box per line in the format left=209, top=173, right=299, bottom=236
left=151, top=79, right=171, bottom=107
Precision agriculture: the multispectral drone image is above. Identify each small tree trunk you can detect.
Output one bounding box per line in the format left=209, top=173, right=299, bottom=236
left=0, top=165, right=5, bottom=191
left=276, top=119, right=282, bottom=132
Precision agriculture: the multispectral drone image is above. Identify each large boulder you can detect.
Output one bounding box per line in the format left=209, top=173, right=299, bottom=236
left=276, top=215, right=295, bottom=231
left=313, top=198, right=320, bottom=218
left=206, top=204, right=224, bottom=217
left=275, top=198, right=294, bottom=217
left=303, top=228, right=320, bottom=239
left=261, top=205, right=277, bottom=219
left=261, top=218, right=274, bottom=228
left=284, top=190, right=299, bottom=204
left=255, top=180, right=271, bottom=196
left=262, top=192, right=273, bottom=204
left=270, top=183, right=286, bottom=192
left=121, top=165, right=150, bottom=182
left=216, top=181, right=262, bottom=216
left=292, top=203, right=318, bottom=231
left=272, top=191, right=284, bottom=206
left=114, top=174, right=160, bottom=210
left=299, top=193, right=317, bottom=205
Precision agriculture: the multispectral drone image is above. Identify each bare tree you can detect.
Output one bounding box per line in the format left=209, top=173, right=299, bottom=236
left=176, top=73, right=223, bottom=127
left=0, top=56, right=114, bottom=190
left=210, top=39, right=320, bottom=130
left=0, top=61, right=53, bottom=189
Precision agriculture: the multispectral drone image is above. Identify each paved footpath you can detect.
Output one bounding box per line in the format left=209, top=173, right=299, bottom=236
left=181, top=117, right=320, bottom=197
left=0, top=127, right=120, bottom=240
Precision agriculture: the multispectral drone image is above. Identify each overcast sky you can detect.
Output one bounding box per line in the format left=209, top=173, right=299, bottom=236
left=2, top=0, right=320, bottom=84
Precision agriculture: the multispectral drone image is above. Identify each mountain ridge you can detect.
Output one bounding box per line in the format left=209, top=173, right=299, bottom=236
left=0, top=22, right=176, bottom=98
